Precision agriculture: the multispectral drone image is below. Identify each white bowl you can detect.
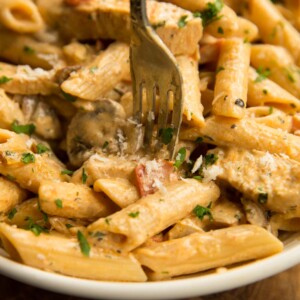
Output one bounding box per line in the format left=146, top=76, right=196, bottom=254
left=0, top=232, right=299, bottom=299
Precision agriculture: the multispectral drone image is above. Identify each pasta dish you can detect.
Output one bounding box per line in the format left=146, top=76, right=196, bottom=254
left=0, top=0, right=299, bottom=282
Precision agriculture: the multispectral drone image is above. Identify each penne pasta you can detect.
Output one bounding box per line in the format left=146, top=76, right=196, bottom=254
left=134, top=225, right=283, bottom=280
left=0, top=223, right=147, bottom=282
left=243, top=0, right=300, bottom=65
left=212, top=38, right=250, bottom=118
left=88, top=179, right=220, bottom=252
left=61, top=42, right=130, bottom=101
left=0, top=0, right=44, bottom=33
left=39, top=181, right=117, bottom=219
left=180, top=116, right=300, bottom=162
left=251, top=45, right=300, bottom=99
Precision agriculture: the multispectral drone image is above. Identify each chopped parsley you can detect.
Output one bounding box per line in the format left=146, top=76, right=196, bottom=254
left=61, top=169, right=74, bottom=176
left=6, top=174, right=16, bottom=181
left=0, top=76, right=12, bottom=84
left=217, top=26, right=224, bottom=34
left=55, top=199, right=63, bottom=208
left=77, top=230, right=90, bottom=257
left=174, top=147, right=186, bottom=168
left=258, top=192, right=268, bottom=204
left=66, top=223, right=74, bottom=229
left=128, top=211, right=140, bottom=218
left=286, top=71, right=295, bottom=83
left=152, top=20, right=166, bottom=30
left=26, top=217, right=48, bottom=236
left=216, top=66, right=225, bottom=74
left=195, top=137, right=204, bottom=143
left=178, top=15, right=188, bottom=28
left=159, top=127, right=174, bottom=145
left=7, top=208, right=17, bottom=220
left=61, top=90, right=76, bottom=102
left=269, top=106, right=274, bottom=114
left=11, top=120, right=35, bottom=135
left=193, top=203, right=213, bottom=221
left=82, top=168, right=88, bottom=184
left=89, top=66, right=98, bottom=74
left=21, top=153, right=35, bottom=164
left=255, top=66, right=271, bottom=83
left=194, top=0, right=224, bottom=27
left=36, top=143, right=50, bottom=154
left=102, top=141, right=109, bottom=150
left=105, top=218, right=111, bottom=225
left=203, top=153, right=218, bottom=166
left=23, top=45, right=35, bottom=54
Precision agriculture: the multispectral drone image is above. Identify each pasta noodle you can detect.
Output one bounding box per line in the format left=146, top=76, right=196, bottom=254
left=0, top=0, right=299, bottom=284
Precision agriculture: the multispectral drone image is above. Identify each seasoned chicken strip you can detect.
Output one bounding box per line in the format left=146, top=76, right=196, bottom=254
left=36, top=0, right=203, bottom=56
left=209, top=147, right=300, bottom=213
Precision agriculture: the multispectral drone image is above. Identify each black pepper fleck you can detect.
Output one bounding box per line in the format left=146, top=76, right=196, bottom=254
left=234, top=98, right=245, bottom=108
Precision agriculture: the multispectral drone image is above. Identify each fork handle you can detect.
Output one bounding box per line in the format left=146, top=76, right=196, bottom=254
left=130, top=0, right=149, bottom=29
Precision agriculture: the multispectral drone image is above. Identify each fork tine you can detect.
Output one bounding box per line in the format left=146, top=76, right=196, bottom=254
left=132, top=78, right=144, bottom=123
left=156, top=86, right=170, bottom=138
left=144, top=82, right=156, bottom=148
left=168, top=87, right=183, bottom=159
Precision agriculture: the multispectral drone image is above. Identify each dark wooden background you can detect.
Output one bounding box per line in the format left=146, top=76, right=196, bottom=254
left=0, top=264, right=299, bottom=300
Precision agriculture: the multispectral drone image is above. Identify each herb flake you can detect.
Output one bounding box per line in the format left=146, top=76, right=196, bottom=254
left=11, top=121, right=35, bottom=135
left=174, top=147, right=186, bottom=168
left=77, top=230, right=90, bottom=257
left=193, top=203, right=213, bottom=221
left=21, top=153, right=35, bottom=164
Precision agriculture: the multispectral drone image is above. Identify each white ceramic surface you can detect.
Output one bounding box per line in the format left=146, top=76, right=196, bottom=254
left=0, top=232, right=299, bottom=299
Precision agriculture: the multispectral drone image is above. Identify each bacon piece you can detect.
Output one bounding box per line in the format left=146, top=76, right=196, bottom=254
left=134, top=160, right=178, bottom=197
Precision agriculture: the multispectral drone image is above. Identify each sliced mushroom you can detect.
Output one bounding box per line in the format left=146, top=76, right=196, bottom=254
left=67, top=99, right=135, bottom=166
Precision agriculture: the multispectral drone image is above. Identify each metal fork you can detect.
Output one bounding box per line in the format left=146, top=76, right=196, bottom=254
left=130, top=0, right=183, bottom=159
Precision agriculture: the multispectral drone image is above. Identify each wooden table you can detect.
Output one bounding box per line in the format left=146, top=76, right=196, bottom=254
left=1, top=264, right=299, bottom=300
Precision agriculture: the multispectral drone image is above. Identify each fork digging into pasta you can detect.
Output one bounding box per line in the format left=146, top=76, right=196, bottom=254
left=0, top=0, right=299, bottom=283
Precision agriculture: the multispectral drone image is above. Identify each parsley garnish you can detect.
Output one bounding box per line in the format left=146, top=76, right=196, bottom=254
left=26, top=217, right=48, bottom=236
left=255, top=66, right=271, bottom=83
left=36, top=143, right=50, bottom=154
left=11, top=120, right=35, bottom=135
left=193, top=203, right=213, bottom=221
left=61, top=90, right=76, bottom=102
left=0, top=76, right=12, bottom=84
left=55, top=199, right=63, bottom=208
left=128, top=211, right=140, bottom=218
left=204, top=153, right=218, bottom=166
left=8, top=208, right=17, bottom=220
left=269, top=106, right=274, bottom=114
left=21, top=153, right=35, bottom=164
left=216, top=66, right=225, bottom=74
left=77, top=230, right=90, bottom=257
left=217, top=26, right=224, bottom=34
left=23, top=45, right=35, bottom=54
left=152, top=20, right=166, bottom=29
left=6, top=174, right=15, bottom=181
left=102, top=141, right=109, bottom=150
left=258, top=193, right=268, bottom=204
left=178, top=15, right=188, bottom=28
left=195, top=0, right=224, bottom=27
left=159, top=127, right=174, bottom=145
left=82, top=168, right=88, bottom=184
left=66, top=223, right=74, bottom=229
left=89, top=66, right=98, bottom=74
left=195, top=137, right=204, bottom=143
left=174, top=147, right=186, bottom=168
left=61, top=169, right=74, bottom=176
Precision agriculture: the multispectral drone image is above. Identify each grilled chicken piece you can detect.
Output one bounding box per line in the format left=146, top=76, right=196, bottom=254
left=209, top=147, right=300, bottom=213
left=36, top=0, right=202, bottom=56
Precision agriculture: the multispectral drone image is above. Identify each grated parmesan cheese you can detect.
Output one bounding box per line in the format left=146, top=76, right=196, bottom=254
left=191, top=155, right=203, bottom=174
left=202, top=165, right=223, bottom=183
